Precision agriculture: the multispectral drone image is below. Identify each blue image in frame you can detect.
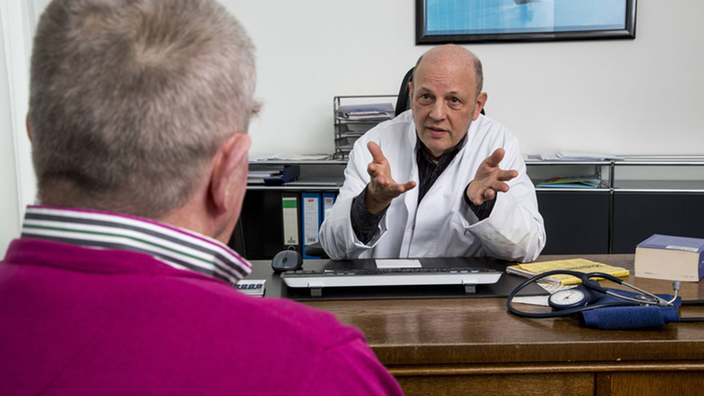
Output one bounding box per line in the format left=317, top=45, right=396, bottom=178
left=416, top=0, right=637, bottom=44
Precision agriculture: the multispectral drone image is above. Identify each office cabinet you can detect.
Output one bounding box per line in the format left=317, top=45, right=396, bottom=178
left=236, top=162, right=345, bottom=260
left=537, top=191, right=610, bottom=254
left=612, top=191, right=704, bottom=253
left=529, top=158, right=612, bottom=255
left=237, top=190, right=286, bottom=259
left=610, top=159, right=704, bottom=253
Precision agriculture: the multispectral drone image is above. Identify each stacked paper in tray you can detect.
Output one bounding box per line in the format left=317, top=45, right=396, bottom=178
left=336, top=103, right=394, bottom=121
left=537, top=151, right=623, bottom=161
left=536, top=174, right=602, bottom=188
left=249, top=153, right=331, bottom=161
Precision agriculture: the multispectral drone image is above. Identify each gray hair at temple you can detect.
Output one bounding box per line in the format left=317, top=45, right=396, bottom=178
left=28, top=0, right=256, bottom=218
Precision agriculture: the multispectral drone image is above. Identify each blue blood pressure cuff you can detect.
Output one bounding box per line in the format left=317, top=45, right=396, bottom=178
left=580, top=291, right=682, bottom=330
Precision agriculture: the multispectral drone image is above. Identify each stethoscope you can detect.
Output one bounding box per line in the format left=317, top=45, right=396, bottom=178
left=507, top=270, right=686, bottom=318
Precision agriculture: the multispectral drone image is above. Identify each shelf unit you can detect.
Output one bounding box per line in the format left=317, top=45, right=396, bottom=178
left=247, top=160, right=347, bottom=191
left=525, top=155, right=704, bottom=254
left=241, top=156, right=704, bottom=258
left=247, top=156, right=704, bottom=191
left=612, top=155, right=704, bottom=191
left=608, top=156, right=704, bottom=253
left=525, top=155, right=704, bottom=192
left=333, top=95, right=397, bottom=160
left=524, top=156, right=613, bottom=191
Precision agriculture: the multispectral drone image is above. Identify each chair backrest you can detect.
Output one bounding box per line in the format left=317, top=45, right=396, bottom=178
left=393, top=67, right=485, bottom=117
left=228, top=218, right=247, bottom=258
left=394, top=67, right=416, bottom=117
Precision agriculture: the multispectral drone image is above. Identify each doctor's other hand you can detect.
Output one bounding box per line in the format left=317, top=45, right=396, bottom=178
left=365, top=141, right=416, bottom=214
left=466, top=148, right=518, bottom=206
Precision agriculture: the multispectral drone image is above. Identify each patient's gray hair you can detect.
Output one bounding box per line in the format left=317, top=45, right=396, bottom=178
left=29, top=0, right=256, bottom=218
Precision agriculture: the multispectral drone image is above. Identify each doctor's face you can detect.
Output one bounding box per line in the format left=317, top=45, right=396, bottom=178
left=410, top=55, right=487, bottom=160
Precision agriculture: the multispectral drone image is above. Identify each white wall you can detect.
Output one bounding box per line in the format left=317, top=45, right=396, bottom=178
left=228, top=0, right=704, bottom=157
left=2, top=0, right=703, bottom=251
left=0, top=6, right=21, bottom=254
left=0, top=0, right=40, bottom=253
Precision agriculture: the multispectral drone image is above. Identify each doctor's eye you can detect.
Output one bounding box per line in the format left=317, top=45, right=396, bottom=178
left=448, top=97, right=463, bottom=109
left=417, top=93, right=433, bottom=105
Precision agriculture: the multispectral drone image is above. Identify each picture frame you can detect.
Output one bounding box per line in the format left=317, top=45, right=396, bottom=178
left=416, top=0, right=637, bottom=44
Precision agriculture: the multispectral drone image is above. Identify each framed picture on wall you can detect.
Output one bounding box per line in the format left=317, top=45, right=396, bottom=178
left=416, top=0, right=637, bottom=44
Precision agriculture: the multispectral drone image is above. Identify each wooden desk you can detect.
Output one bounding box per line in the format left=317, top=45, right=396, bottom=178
left=252, top=255, right=704, bottom=396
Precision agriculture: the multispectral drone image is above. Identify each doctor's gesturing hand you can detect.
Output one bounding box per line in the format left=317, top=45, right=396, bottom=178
left=466, top=148, right=518, bottom=205
left=365, top=142, right=417, bottom=214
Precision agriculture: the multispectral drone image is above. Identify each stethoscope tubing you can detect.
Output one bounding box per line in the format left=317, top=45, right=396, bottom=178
left=506, top=270, right=704, bottom=321
left=507, top=270, right=646, bottom=318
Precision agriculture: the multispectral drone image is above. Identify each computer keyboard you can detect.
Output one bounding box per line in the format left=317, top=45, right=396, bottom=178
left=280, top=267, right=502, bottom=289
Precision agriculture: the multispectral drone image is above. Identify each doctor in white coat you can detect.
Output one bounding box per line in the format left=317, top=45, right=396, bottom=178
left=320, top=45, right=545, bottom=262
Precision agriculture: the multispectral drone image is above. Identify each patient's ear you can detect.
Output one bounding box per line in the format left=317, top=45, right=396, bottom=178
left=210, top=133, right=251, bottom=213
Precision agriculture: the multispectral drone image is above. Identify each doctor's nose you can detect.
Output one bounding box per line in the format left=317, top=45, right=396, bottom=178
left=429, top=102, right=446, bottom=121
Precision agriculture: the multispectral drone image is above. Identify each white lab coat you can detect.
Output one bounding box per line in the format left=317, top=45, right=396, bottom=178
left=319, top=110, right=546, bottom=262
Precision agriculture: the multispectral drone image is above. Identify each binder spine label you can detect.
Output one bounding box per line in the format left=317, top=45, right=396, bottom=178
left=282, top=197, right=299, bottom=246
left=303, top=197, right=320, bottom=244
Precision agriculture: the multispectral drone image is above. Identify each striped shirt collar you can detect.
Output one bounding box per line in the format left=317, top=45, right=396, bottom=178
left=20, top=205, right=252, bottom=285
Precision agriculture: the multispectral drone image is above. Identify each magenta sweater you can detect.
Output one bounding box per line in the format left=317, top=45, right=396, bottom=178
left=0, top=238, right=403, bottom=395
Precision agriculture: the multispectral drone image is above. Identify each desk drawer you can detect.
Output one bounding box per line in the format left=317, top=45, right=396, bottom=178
left=393, top=371, right=593, bottom=396
left=597, top=371, right=704, bottom=396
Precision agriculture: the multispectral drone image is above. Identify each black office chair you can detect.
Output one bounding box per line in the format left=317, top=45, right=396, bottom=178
left=304, top=242, right=329, bottom=259
left=393, top=67, right=485, bottom=117
left=394, top=67, right=416, bottom=117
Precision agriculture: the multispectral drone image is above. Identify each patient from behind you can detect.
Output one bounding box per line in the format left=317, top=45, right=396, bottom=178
left=0, top=0, right=402, bottom=394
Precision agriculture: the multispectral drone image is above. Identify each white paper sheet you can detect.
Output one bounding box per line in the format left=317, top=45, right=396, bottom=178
left=375, top=259, right=422, bottom=269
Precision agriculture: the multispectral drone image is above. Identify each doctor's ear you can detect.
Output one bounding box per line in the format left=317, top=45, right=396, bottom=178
left=473, top=92, right=488, bottom=121
left=26, top=114, right=32, bottom=143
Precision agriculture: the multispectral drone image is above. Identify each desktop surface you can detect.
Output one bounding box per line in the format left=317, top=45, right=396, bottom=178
left=247, top=254, right=704, bottom=395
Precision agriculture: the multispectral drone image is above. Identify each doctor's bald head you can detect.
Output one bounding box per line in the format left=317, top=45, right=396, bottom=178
left=413, top=45, right=484, bottom=97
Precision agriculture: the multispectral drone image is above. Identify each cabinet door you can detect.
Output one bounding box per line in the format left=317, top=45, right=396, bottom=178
left=537, top=191, right=610, bottom=254
left=235, top=190, right=286, bottom=260
left=612, top=192, right=704, bottom=254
